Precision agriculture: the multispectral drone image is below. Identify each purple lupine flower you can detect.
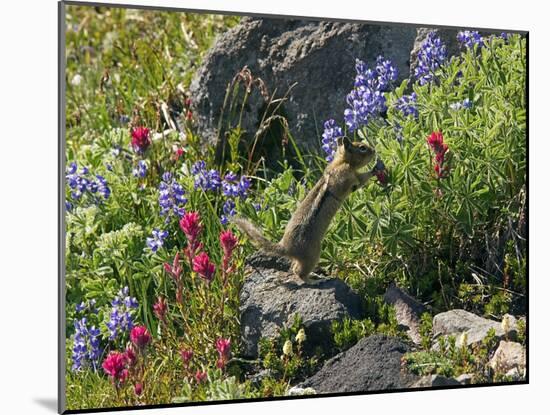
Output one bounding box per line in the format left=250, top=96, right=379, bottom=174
left=67, top=162, right=77, bottom=174
left=158, top=172, right=187, bottom=220
left=462, top=98, right=473, bottom=108
left=65, top=163, right=110, bottom=207
left=344, top=57, right=397, bottom=131
left=220, top=199, right=236, bottom=225
left=238, top=176, right=251, bottom=199
left=253, top=202, right=262, bottom=212
left=111, top=146, right=122, bottom=157
left=375, top=55, right=399, bottom=91
left=146, top=229, right=169, bottom=253
left=321, top=119, right=344, bottom=162
left=96, top=175, right=111, bottom=199
left=395, top=92, right=418, bottom=119
left=72, top=317, right=102, bottom=372
left=192, top=161, right=222, bottom=191
left=414, top=31, right=448, bottom=86
left=190, top=160, right=206, bottom=175
left=106, top=286, right=139, bottom=341
left=450, top=98, right=473, bottom=111
left=457, top=30, right=484, bottom=49
left=132, top=160, right=148, bottom=178
left=222, top=172, right=240, bottom=197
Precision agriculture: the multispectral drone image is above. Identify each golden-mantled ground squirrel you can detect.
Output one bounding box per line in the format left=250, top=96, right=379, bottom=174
left=233, top=136, right=376, bottom=284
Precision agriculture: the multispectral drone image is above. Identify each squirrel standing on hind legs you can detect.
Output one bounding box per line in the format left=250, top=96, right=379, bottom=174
left=233, top=136, right=377, bottom=284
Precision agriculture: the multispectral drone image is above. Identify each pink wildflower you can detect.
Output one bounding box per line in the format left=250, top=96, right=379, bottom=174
left=130, top=325, right=151, bottom=350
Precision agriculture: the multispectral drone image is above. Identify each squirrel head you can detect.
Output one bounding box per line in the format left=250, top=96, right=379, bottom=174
left=335, top=136, right=375, bottom=169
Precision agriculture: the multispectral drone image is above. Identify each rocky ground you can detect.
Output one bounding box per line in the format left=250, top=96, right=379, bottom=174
left=239, top=252, right=527, bottom=395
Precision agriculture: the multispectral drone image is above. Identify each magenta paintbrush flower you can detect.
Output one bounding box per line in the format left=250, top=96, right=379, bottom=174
left=153, top=296, right=168, bottom=322
left=124, top=345, right=137, bottom=367
left=215, top=337, right=231, bottom=369
left=192, top=252, right=215, bottom=283
left=102, top=351, right=129, bottom=383
left=163, top=252, right=182, bottom=281
left=427, top=131, right=450, bottom=178
left=179, top=211, right=202, bottom=241
left=164, top=252, right=184, bottom=303
left=195, top=370, right=207, bottom=383
left=215, top=338, right=231, bottom=358
left=130, top=126, right=151, bottom=153
left=180, top=212, right=203, bottom=263
left=220, top=230, right=238, bottom=258
left=130, top=325, right=152, bottom=350
left=180, top=348, right=193, bottom=367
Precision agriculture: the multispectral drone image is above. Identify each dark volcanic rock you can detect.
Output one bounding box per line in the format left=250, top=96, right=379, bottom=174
left=239, top=251, right=365, bottom=358
left=299, top=335, right=418, bottom=393
left=383, top=283, right=428, bottom=345
left=190, top=17, right=417, bottom=166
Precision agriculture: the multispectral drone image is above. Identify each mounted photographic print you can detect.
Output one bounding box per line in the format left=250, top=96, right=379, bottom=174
left=59, top=1, right=528, bottom=413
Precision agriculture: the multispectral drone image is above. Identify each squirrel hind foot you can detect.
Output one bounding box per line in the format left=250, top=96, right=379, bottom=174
left=303, top=272, right=330, bottom=286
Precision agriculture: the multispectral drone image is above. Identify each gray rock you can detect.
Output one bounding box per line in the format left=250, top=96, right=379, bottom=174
left=455, top=373, right=474, bottom=385
left=190, top=17, right=417, bottom=165
left=432, top=309, right=517, bottom=348
left=239, top=251, right=365, bottom=358
left=489, top=341, right=526, bottom=373
left=246, top=368, right=274, bottom=387
left=299, top=335, right=418, bottom=393
left=412, top=374, right=461, bottom=388
left=505, top=367, right=526, bottom=381
left=383, top=283, right=428, bottom=344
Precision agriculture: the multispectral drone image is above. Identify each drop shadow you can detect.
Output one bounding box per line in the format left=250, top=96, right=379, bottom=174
left=34, top=398, right=57, bottom=413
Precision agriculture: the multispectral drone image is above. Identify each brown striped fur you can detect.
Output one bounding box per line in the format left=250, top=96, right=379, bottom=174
left=233, top=136, right=375, bottom=283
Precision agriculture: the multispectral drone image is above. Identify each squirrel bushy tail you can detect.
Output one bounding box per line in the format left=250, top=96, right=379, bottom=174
left=232, top=217, right=289, bottom=257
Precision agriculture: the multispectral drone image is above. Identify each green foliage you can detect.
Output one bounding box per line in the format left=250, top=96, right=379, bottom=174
left=257, top=316, right=319, bottom=385
left=317, top=34, right=527, bottom=314
left=419, top=312, right=433, bottom=350
left=331, top=301, right=408, bottom=352
left=332, top=318, right=376, bottom=351
left=173, top=371, right=258, bottom=403
left=403, top=328, right=512, bottom=382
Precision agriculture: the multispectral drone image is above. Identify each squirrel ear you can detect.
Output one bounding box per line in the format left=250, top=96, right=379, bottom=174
left=337, top=136, right=351, bottom=149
